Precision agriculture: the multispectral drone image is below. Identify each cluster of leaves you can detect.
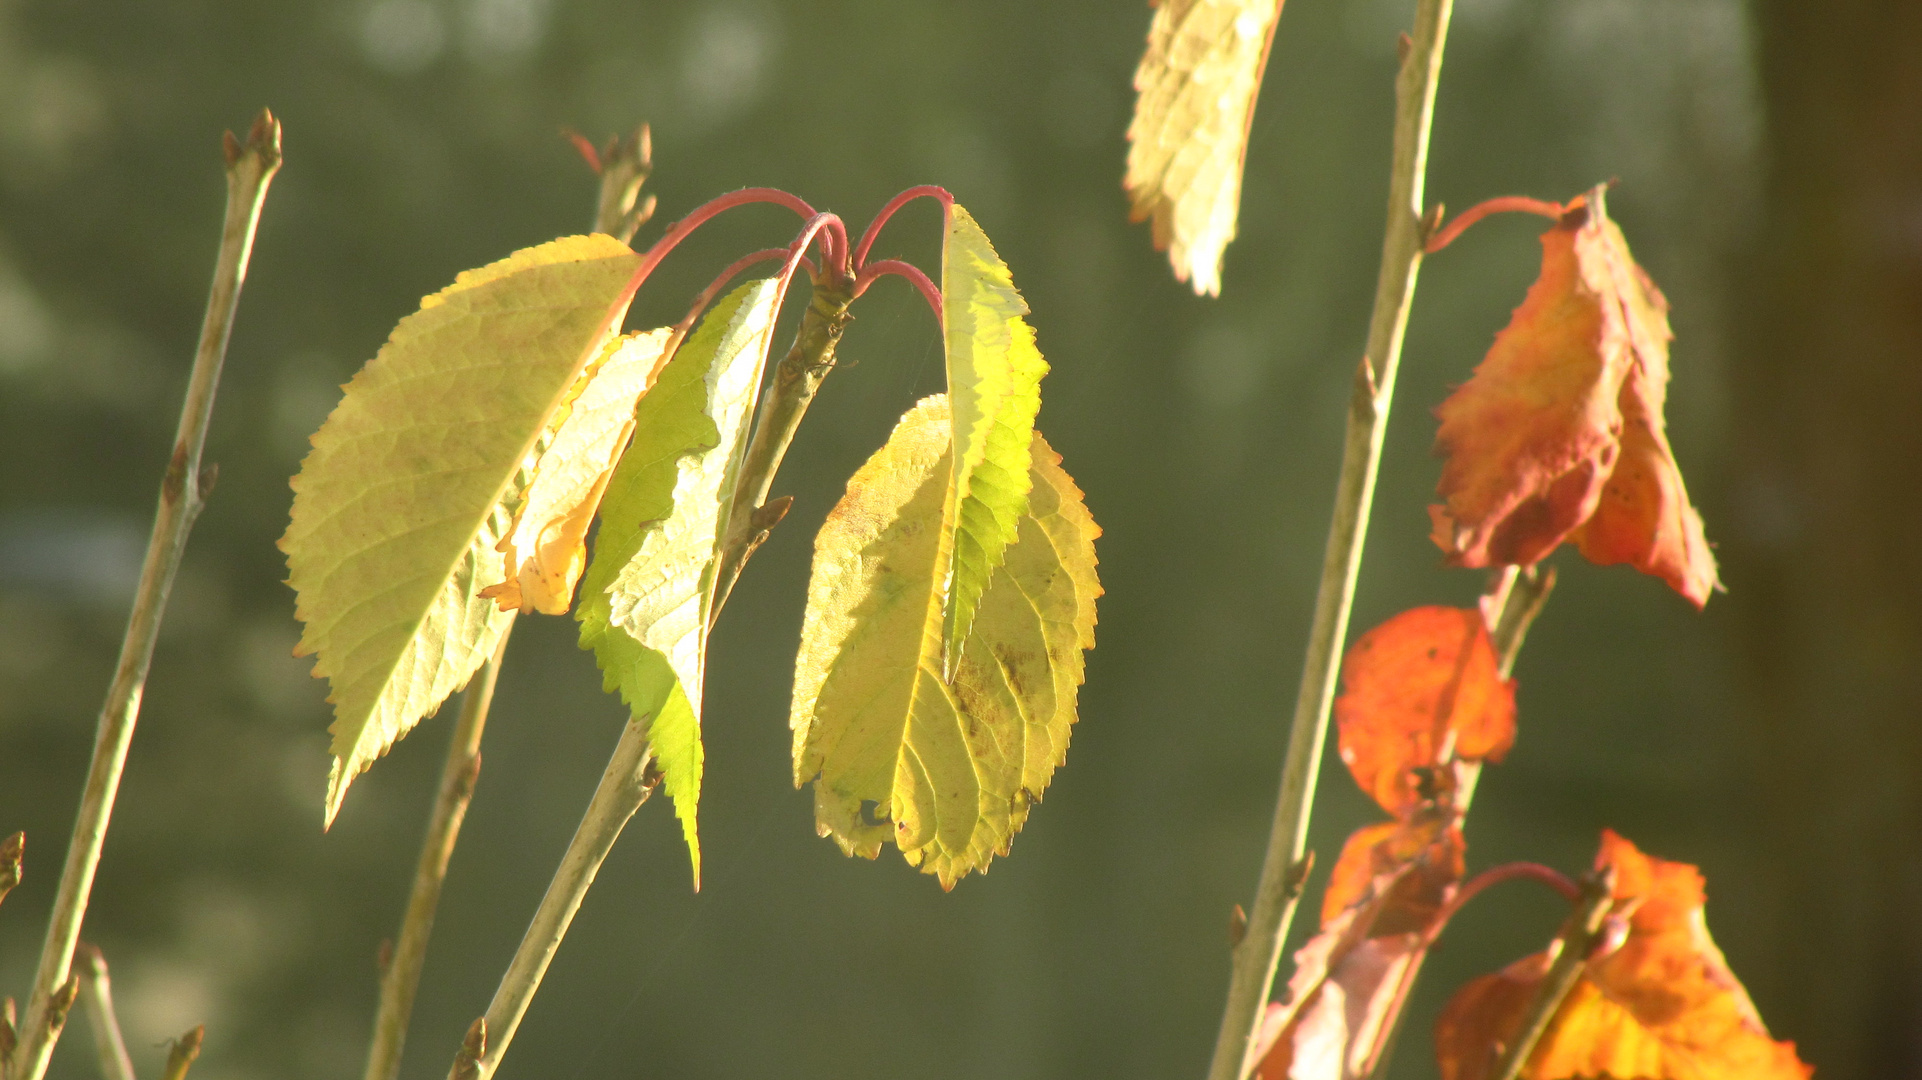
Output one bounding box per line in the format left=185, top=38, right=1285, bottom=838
left=1250, top=600, right=1808, bottom=1079
left=280, top=192, right=1099, bottom=889
left=1126, top=8, right=1797, bottom=1065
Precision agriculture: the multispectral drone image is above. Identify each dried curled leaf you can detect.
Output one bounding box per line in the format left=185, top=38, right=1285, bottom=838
left=1256, top=816, right=1465, bottom=1080
left=791, top=395, right=1100, bottom=888
left=1335, top=606, right=1516, bottom=820
left=483, top=328, right=672, bottom=614
left=577, top=279, right=783, bottom=885
left=1125, top=0, right=1285, bottom=296
left=1434, top=830, right=1811, bottom=1080
left=281, top=234, right=639, bottom=824
left=941, top=203, right=1049, bottom=674
left=1429, top=186, right=1719, bottom=607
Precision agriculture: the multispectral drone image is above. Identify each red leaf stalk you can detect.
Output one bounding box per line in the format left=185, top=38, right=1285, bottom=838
left=1424, top=196, right=1566, bottom=254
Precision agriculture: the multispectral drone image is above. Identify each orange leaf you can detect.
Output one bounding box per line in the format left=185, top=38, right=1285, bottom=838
left=1256, top=818, right=1465, bottom=1080
left=1335, top=606, right=1516, bottom=820
left=1429, top=186, right=1719, bottom=607
left=1319, top=814, right=1465, bottom=929
left=1433, top=830, right=1811, bottom=1080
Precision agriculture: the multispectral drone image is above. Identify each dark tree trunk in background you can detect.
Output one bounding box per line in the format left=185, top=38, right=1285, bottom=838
left=1738, top=1, right=1922, bottom=1074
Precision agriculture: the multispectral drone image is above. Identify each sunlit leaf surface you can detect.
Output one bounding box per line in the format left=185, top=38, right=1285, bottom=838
left=281, top=234, right=639, bottom=824
left=791, top=395, right=1099, bottom=888
left=577, top=279, right=782, bottom=885
left=1125, top=0, right=1285, bottom=296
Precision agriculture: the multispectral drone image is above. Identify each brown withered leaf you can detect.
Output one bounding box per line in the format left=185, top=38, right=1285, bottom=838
left=1433, top=830, right=1811, bottom=1080
left=1124, top=0, right=1286, bottom=296
left=1255, top=817, right=1465, bottom=1080
left=1429, top=186, right=1719, bottom=607
left=1335, top=606, right=1516, bottom=820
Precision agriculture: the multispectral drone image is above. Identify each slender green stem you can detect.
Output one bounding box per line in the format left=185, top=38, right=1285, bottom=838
left=1202, top=5, right=1455, bottom=1079
left=1488, top=871, right=1616, bottom=1080
left=709, top=277, right=856, bottom=615
left=362, top=619, right=516, bottom=1080
left=74, top=946, right=134, bottom=1080
left=447, top=721, right=658, bottom=1080
left=7, top=111, right=280, bottom=1080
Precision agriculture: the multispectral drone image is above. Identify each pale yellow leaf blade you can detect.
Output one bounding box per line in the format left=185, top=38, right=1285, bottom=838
left=792, top=394, right=1100, bottom=888
left=281, top=234, right=640, bottom=825
left=606, top=277, right=782, bottom=718
left=1125, top=0, right=1285, bottom=296
left=482, top=328, right=672, bottom=615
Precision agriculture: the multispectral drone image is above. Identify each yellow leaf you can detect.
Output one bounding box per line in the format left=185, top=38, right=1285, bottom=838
left=482, top=328, right=672, bottom=615
left=1125, top=0, right=1285, bottom=296
left=791, top=395, right=1100, bottom=887
left=940, top=203, right=1048, bottom=675
left=282, top=234, right=640, bottom=825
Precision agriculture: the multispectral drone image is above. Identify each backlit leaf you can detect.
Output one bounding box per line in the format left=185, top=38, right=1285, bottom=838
left=282, top=234, right=640, bottom=825
left=792, top=395, right=1100, bottom=888
left=1335, top=606, right=1516, bottom=820
left=1429, top=186, right=1719, bottom=606
left=482, top=328, right=672, bottom=614
left=1124, top=0, right=1285, bottom=296
left=1433, top=830, right=1811, bottom=1080
left=1256, top=815, right=1465, bottom=1080
left=941, top=204, right=1049, bottom=675
left=577, top=278, right=783, bottom=885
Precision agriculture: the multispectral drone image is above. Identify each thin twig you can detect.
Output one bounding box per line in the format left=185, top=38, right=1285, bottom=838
left=362, top=619, right=516, bottom=1080
left=158, top=1026, right=204, bottom=1080
left=446, top=722, right=658, bottom=1080
left=1488, top=565, right=1556, bottom=680
left=589, top=124, right=656, bottom=243
left=7, top=111, right=281, bottom=1080
left=708, top=275, right=856, bottom=615
left=74, top=946, right=134, bottom=1080
left=1487, top=871, right=1616, bottom=1080
left=1202, top=5, right=1456, bottom=1079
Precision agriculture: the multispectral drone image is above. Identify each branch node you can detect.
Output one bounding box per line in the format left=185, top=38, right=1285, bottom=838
left=1228, top=904, right=1249, bottom=948
left=160, top=1025, right=204, bottom=1080
left=1282, top=850, right=1317, bottom=901
left=0, top=832, right=21, bottom=907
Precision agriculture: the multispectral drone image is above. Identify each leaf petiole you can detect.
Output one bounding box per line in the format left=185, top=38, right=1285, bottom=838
left=1422, top=196, right=1566, bottom=254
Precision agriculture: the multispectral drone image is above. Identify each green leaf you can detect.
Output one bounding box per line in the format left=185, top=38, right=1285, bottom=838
left=940, top=204, right=1049, bottom=677
left=282, top=234, right=641, bottom=826
left=791, top=394, right=1100, bottom=888
left=577, top=278, right=784, bottom=886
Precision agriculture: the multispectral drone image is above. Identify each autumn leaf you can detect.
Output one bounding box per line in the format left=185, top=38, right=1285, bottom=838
left=282, top=234, right=640, bottom=825
left=791, top=395, right=1100, bottom=888
left=1433, top=830, right=1811, bottom=1080
left=482, top=328, right=672, bottom=614
left=577, top=278, right=784, bottom=885
left=940, top=203, right=1049, bottom=675
left=1255, top=815, right=1465, bottom=1080
left=1429, top=185, right=1719, bottom=607
left=1335, top=606, right=1516, bottom=820
left=1125, top=0, right=1285, bottom=296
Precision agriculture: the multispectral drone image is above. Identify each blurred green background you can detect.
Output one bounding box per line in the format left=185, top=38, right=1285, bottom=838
left=2, top=0, right=1917, bottom=1077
